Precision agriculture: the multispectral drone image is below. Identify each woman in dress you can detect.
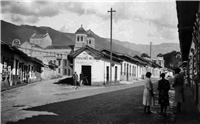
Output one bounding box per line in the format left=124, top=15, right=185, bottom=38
left=173, top=68, right=184, bottom=113
left=157, top=73, right=170, bottom=115
left=143, top=72, right=154, bottom=114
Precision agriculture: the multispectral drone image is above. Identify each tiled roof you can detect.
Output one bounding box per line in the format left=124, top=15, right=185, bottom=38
left=133, top=55, right=148, bottom=65
left=45, top=45, right=72, bottom=49
left=101, top=48, right=140, bottom=64
left=31, top=33, right=48, bottom=39
left=75, top=25, right=87, bottom=34
left=68, top=45, right=122, bottom=62
left=87, top=29, right=94, bottom=38
left=1, top=40, right=44, bottom=66
left=69, top=45, right=102, bottom=58
left=100, top=49, right=122, bottom=58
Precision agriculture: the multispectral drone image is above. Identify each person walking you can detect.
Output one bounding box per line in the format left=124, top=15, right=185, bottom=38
left=143, top=72, right=154, bottom=114
left=73, top=72, right=78, bottom=89
left=173, top=68, right=184, bottom=113
left=79, top=72, right=84, bottom=86
left=25, top=71, right=29, bottom=84
left=157, top=73, right=170, bottom=116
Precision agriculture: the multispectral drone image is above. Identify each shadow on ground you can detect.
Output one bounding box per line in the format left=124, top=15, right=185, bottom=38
left=6, top=83, right=178, bottom=124
left=54, top=77, right=73, bottom=85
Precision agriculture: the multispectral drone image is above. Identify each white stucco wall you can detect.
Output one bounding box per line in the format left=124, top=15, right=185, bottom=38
left=120, top=61, right=137, bottom=81
left=43, top=35, right=52, bottom=48
left=74, top=50, right=121, bottom=85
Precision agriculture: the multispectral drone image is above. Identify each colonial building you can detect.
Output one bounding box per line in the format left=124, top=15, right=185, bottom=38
left=68, top=25, right=123, bottom=85
left=156, top=54, right=165, bottom=68
left=101, top=49, right=139, bottom=81
left=1, top=40, right=43, bottom=90
left=68, top=45, right=122, bottom=85
left=30, top=31, right=52, bottom=48
left=133, top=55, right=148, bottom=78
left=134, top=55, right=162, bottom=78
left=18, top=31, right=73, bottom=78
left=45, top=45, right=73, bottom=76
left=19, top=41, right=44, bottom=59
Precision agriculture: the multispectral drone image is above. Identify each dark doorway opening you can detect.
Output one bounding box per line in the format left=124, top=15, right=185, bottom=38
left=115, top=66, right=117, bottom=82
left=81, top=65, right=91, bottom=85
left=106, top=66, right=109, bottom=83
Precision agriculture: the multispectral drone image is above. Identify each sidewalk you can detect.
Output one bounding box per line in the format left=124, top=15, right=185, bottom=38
left=174, top=86, right=200, bottom=124
left=146, top=86, right=200, bottom=124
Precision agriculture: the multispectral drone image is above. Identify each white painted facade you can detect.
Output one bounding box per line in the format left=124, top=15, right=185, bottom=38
left=137, top=65, right=144, bottom=79
left=73, top=50, right=121, bottom=85
left=30, top=32, right=52, bottom=48
left=120, top=61, right=137, bottom=81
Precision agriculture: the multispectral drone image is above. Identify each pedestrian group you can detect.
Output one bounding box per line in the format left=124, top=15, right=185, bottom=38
left=143, top=67, right=185, bottom=116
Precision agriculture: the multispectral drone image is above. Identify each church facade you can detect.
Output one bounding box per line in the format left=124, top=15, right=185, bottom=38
left=68, top=25, right=122, bottom=85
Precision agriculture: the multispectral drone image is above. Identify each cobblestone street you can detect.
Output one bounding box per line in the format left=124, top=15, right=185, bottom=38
left=1, top=78, right=179, bottom=124
left=2, top=77, right=200, bottom=124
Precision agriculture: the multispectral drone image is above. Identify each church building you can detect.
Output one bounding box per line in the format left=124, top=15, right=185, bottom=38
left=68, top=25, right=122, bottom=85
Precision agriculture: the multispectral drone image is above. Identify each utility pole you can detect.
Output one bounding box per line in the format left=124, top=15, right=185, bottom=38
left=108, top=8, right=116, bottom=85
left=150, top=42, right=152, bottom=61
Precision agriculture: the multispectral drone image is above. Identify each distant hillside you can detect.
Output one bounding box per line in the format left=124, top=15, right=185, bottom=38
left=64, top=31, right=141, bottom=56
left=1, top=20, right=140, bottom=56
left=1, top=20, right=179, bottom=58
left=113, top=39, right=180, bottom=59
left=1, top=20, right=74, bottom=45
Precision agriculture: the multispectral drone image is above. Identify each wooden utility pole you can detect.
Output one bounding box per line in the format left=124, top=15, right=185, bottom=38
left=108, top=8, right=116, bottom=85
left=150, top=42, right=152, bottom=61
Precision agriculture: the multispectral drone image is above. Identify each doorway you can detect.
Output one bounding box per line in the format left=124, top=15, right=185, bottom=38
left=115, top=66, right=117, bottom=82
left=81, top=65, right=91, bottom=85
left=106, top=66, right=109, bottom=83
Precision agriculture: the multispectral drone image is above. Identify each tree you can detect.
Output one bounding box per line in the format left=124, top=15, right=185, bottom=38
left=141, top=53, right=150, bottom=58
left=163, top=51, right=182, bottom=70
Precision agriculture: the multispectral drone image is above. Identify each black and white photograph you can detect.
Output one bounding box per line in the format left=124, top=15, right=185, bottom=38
left=1, top=0, right=200, bottom=123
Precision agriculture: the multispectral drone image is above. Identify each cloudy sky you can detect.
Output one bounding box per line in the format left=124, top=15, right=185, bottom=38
left=1, top=0, right=179, bottom=45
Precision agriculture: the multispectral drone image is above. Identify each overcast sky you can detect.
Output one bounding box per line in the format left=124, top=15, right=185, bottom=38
left=1, top=0, right=179, bottom=45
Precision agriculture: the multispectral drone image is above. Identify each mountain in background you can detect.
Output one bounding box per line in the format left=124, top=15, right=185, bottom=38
left=113, top=39, right=180, bottom=59
left=1, top=20, right=179, bottom=58
left=64, top=30, right=141, bottom=56
left=1, top=20, right=74, bottom=46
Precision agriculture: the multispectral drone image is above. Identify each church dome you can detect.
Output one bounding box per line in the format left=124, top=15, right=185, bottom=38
left=75, top=25, right=87, bottom=34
